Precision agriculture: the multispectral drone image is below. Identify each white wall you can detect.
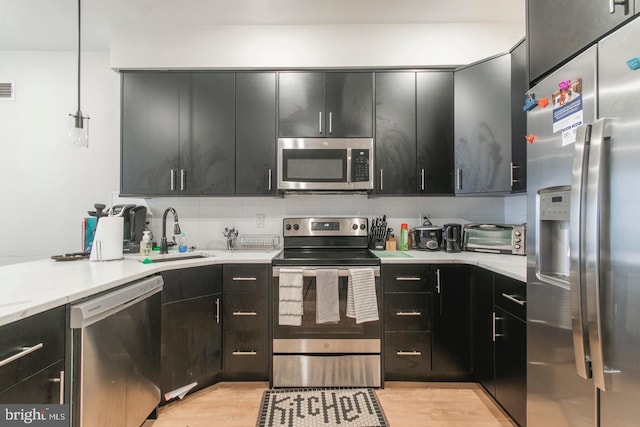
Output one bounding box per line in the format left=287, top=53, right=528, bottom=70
left=0, top=23, right=526, bottom=265
left=0, top=50, right=120, bottom=265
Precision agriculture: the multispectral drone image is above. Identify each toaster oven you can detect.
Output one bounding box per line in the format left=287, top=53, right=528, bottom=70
left=462, top=224, right=526, bottom=255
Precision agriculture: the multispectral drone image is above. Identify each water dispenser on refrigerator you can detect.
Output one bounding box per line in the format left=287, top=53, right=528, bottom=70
left=537, top=186, right=571, bottom=287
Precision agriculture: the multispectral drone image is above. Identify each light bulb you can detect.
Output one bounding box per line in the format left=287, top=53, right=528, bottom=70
left=68, top=114, right=89, bottom=147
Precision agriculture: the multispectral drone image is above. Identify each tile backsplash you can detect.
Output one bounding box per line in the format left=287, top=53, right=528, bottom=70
left=114, top=194, right=522, bottom=251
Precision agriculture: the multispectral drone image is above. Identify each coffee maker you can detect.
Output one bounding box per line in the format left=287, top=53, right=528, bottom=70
left=110, top=204, right=148, bottom=253
left=443, top=223, right=462, bottom=253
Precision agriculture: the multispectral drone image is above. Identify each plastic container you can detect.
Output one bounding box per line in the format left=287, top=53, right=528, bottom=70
left=178, top=233, right=188, bottom=253
left=140, top=231, right=152, bottom=256
left=400, top=223, right=409, bottom=251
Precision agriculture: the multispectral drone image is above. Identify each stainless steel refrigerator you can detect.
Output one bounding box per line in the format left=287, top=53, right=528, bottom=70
left=527, top=16, right=640, bottom=427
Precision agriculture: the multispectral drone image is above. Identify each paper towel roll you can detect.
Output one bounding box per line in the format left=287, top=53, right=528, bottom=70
left=90, top=217, right=124, bottom=261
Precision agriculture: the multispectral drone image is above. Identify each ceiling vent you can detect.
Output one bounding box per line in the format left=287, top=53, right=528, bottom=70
left=0, top=81, right=15, bottom=101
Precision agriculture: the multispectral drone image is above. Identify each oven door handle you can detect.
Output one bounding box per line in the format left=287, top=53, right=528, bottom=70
left=273, top=267, right=380, bottom=278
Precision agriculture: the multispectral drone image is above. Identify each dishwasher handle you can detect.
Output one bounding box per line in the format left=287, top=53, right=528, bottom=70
left=70, top=276, right=164, bottom=329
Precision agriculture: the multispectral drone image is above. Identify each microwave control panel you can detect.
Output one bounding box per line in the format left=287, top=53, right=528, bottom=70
left=352, top=149, right=370, bottom=182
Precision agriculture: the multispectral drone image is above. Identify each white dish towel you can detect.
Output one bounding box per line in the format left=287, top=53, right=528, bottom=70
left=316, top=269, right=340, bottom=324
left=346, top=268, right=379, bottom=324
left=278, top=269, right=304, bottom=326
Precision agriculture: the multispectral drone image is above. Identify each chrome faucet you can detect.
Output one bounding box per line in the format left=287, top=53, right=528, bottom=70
left=160, top=207, right=181, bottom=254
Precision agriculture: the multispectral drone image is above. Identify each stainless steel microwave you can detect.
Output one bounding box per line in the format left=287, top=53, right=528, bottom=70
left=277, top=138, right=374, bottom=192
left=462, top=223, right=526, bottom=255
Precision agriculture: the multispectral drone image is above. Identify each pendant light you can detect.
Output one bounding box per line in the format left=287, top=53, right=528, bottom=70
left=68, top=0, right=89, bottom=147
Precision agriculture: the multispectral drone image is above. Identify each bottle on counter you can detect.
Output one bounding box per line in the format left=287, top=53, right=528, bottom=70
left=178, top=233, right=188, bottom=253
left=140, top=231, right=152, bottom=256
left=386, top=234, right=397, bottom=251
left=400, top=223, right=409, bottom=251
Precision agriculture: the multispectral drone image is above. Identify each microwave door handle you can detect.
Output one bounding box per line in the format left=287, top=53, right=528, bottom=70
left=585, top=119, right=613, bottom=391
left=570, top=123, right=592, bottom=380
left=346, top=148, right=352, bottom=184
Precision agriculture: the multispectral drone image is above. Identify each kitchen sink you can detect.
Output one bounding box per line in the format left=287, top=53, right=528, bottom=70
left=139, top=253, right=211, bottom=263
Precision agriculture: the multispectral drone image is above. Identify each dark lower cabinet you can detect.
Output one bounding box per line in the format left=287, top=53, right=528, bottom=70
left=160, top=265, right=222, bottom=401
left=431, top=266, right=472, bottom=379
left=472, top=268, right=495, bottom=395
left=222, top=264, right=270, bottom=380
left=0, top=306, right=66, bottom=404
left=495, top=307, right=526, bottom=427
left=384, top=332, right=431, bottom=381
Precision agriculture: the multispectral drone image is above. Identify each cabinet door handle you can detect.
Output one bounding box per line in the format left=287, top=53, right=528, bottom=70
left=435, top=269, right=441, bottom=294
left=395, top=276, right=422, bottom=281
left=232, top=351, right=257, bottom=356
left=319, top=111, right=322, bottom=134
left=421, top=169, right=425, bottom=191
left=502, top=293, right=526, bottom=306
left=49, top=370, right=64, bottom=404
left=510, top=162, right=520, bottom=187
left=232, top=311, right=258, bottom=316
left=180, top=169, right=186, bottom=191
left=268, top=168, right=272, bottom=191
left=493, top=312, right=505, bottom=341
left=379, top=169, right=384, bottom=191
left=456, top=168, right=462, bottom=190
left=232, top=277, right=257, bottom=281
left=329, top=111, right=333, bottom=134
left=170, top=169, right=176, bottom=191
left=215, top=297, right=220, bottom=324
left=397, top=351, right=422, bottom=356
left=396, top=311, right=422, bottom=316
left=609, top=0, right=629, bottom=14
left=0, top=343, right=44, bottom=367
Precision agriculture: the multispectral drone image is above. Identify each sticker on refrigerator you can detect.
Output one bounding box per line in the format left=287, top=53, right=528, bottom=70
left=552, top=78, right=583, bottom=146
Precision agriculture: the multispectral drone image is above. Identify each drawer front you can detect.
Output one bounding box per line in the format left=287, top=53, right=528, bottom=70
left=494, top=274, right=526, bottom=320
left=0, top=359, right=65, bottom=404
left=384, top=331, right=431, bottom=380
left=383, top=264, right=430, bottom=293
left=223, top=295, right=268, bottom=332
left=162, top=265, right=222, bottom=303
left=223, top=264, right=269, bottom=295
left=384, top=293, right=431, bottom=332
left=223, top=331, right=269, bottom=379
left=0, top=307, right=65, bottom=388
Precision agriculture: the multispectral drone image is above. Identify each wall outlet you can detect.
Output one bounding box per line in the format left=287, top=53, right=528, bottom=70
left=256, top=214, right=265, bottom=229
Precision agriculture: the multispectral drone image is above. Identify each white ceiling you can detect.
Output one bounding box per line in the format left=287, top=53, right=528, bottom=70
left=0, top=0, right=525, bottom=51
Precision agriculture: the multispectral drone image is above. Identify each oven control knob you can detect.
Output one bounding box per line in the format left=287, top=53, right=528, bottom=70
left=360, top=224, right=366, bottom=230
left=285, top=224, right=292, bottom=231
left=293, top=224, right=299, bottom=231
left=515, top=231, right=522, bottom=236
left=514, top=237, right=522, bottom=243
left=514, top=244, right=521, bottom=249
left=352, top=224, right=358, bottom=230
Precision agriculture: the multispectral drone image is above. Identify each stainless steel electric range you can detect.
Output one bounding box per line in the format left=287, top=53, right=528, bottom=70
left=271, top=217, right=382, bottom=388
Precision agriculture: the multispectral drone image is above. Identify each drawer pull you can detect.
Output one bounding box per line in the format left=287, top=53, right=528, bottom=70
left=396, top=311, right=422, bottom=316
left=0, top=343, right=44, bottom=367
left=232, top=277, right=257, bottom=281
left=502, top=293, right=526, bottom=306
left=232, top=351, right=257, bottom=356
left=395, top=277, right=422, bottom=281
left=49, top=370, right=64, bottom=404
left=397, top=351, right=422, bottom=356
left=232, top=311, right=258, bottom=316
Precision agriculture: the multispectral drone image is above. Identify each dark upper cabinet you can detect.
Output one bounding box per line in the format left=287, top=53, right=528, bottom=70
left=527, top=0, right=636, bottom=84
left=235, top=72, right=277, bottom=195
left=179, top=73, right=235, bottom=195
left=431, top=266, right=472, bottom=380
left=375, top=72, right=417, bottom=194
left=416, top=71, right=454, bottom=195
left=278, top=72, right=373, bottom=138
left=121, top=72, right=235, bottom=196
left=510, top=39, right=527, bottom=193
left=454, top=54, right=512, bottom=194
left=121, top=72, right=180, bottom=195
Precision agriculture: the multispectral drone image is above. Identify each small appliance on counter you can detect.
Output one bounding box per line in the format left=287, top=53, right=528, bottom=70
left=462, top=223, right=525, bottom=255
left=443, top=223, right=462, bottom=253
left=109, top=204, right=148, bottom=253
left=411, top=217, right=443, bottom=251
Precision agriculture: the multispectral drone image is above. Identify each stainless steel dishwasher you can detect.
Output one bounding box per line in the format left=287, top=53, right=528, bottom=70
left=70, top=276, right=163, bottom=427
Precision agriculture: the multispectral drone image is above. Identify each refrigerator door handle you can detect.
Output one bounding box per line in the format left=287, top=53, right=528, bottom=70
left=585, top=118, right=613, bottom=391
left=569, top=123, right=592, bottom=379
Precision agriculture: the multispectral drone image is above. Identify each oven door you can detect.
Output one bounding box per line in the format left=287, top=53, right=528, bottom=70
left=272, top=267, right=381, bottom=349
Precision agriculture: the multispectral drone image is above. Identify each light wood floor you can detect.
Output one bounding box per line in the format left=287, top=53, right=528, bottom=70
left=147, top=382, right=516, bottom=427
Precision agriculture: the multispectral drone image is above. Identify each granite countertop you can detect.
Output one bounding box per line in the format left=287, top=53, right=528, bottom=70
left=0, top=248, right=527, bottom=328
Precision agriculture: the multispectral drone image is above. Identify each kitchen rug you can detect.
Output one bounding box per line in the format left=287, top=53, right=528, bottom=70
left=256, top=388, right=389, bottom=427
